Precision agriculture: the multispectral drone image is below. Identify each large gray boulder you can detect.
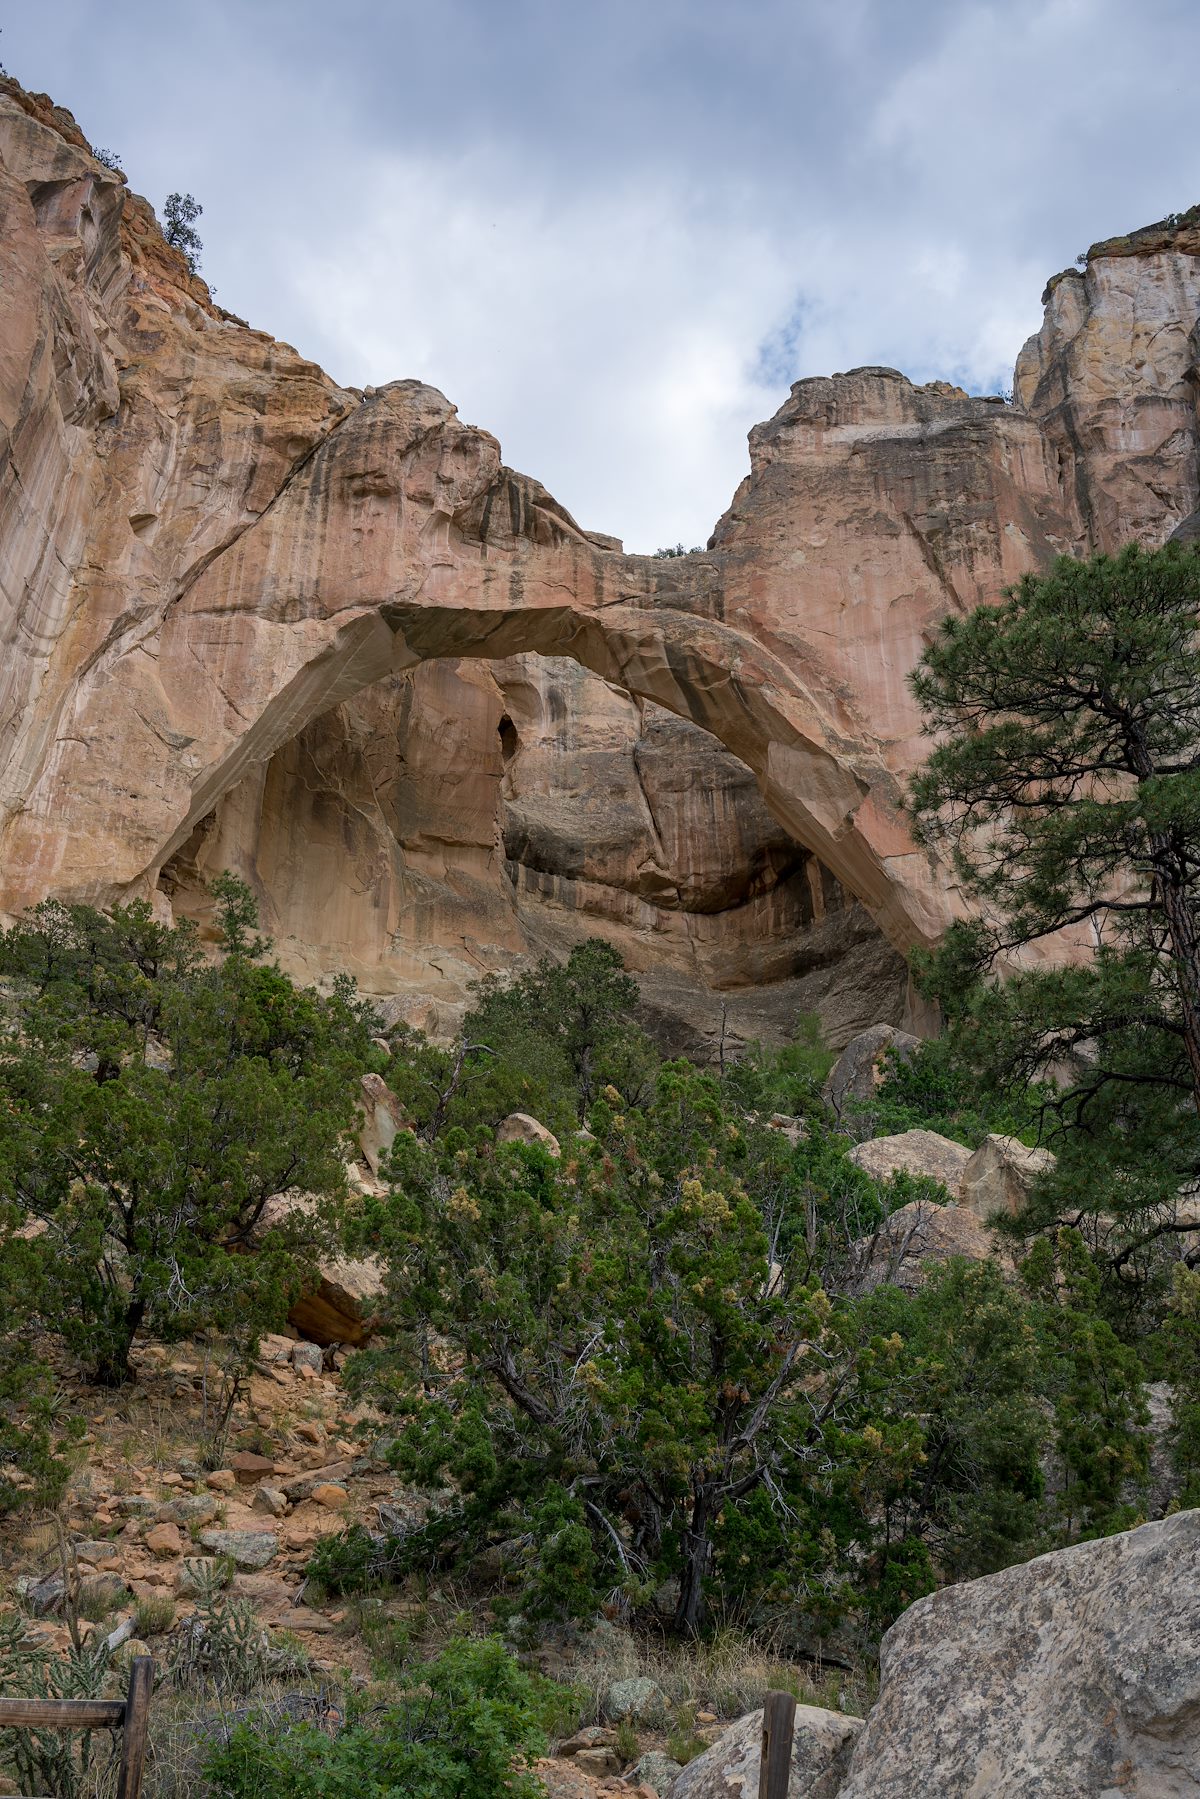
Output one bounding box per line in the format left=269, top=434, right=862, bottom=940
left=824, top=1024, right=920, bottom=1118
left=667, top=1704, right=862, bottom=1799
left=603, top=1675, right=667, bottom=1725
left=959, top=1132, right=1054, bottom=1221
left=838, top=1509, right=1200, bottom=1796
left=497, top=1112, right=561, bottom=1156
left=848, top=1129, right=971, bottom=1197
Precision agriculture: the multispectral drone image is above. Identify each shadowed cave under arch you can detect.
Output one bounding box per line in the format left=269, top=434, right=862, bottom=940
left=157, top=651, right=912, bottom=1053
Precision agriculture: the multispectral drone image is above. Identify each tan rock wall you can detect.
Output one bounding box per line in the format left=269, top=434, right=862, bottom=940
left=1, top=83, right=1197, bottom=1045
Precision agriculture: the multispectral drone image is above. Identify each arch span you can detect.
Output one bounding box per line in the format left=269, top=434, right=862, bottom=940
left=4, top=382, right=961, bottom=953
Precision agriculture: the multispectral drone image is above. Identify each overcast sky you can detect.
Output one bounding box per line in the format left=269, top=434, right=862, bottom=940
left=8, top=2, right=1199, bottom=549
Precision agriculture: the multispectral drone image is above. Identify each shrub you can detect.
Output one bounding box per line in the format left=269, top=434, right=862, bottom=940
left=203, top=1636, right=550, bottom=1799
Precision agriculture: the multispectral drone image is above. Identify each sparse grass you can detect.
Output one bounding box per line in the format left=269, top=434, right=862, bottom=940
left=112, top=1393, right=192, bottom=1472
left=21, top=1520, right=60, bottom=1558
left=141, top=1678, right=343, bottom=1799
left=564, top=1623, right=876, bottom=1724
left=180, top=1555, right=235, bottom=1600
left=350, top=1595, right=420, bottom=1674
left=76, top=1577, right=130, bottom=1623
left=134, top=1595, right=177, bottom=1638
left=614, top=1717, right=640, bottom=1763
left=666, top=1702, right=708, bottom=1765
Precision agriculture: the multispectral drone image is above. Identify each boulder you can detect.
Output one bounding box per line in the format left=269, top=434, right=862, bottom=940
left=824, top=1026, right=920, bottom=1118
left=253, top=1485, right=289, bottom=1518
left=255, top=1190, right=384, bottom=1345
left=311, top=1483, right=350, bottom=1510
left=230, top=1451, right=276, bottom=1485
left=18, top=1573, right=66, bottom=1616
left=960, top=1133, right=1054, bottom=1221
left=848, top=1129, right=971, bottom=1197
left=290, top=1249, right=384, bottom=1346
left=497, top=1113, right=561, bottom=1156
left=851, top=1198, right=1008, bottom=1293
left=72, top=1541, right=115, bottom=1565
left=603, top=1676, right=667, bottom=1725
left=197, top=1529, right=278, bottom=1571
left=837, top=1509, right=1200, bottom=1796
left=575, top=1746, right=622, bottom=1776
left=557, top=1726, right=619, bottom=1756
left=143, top=1522, right=184, bottom=1557
left=116, top=1495, right=157, bottom=1517
left=281, top=1461, right=355, bottom=1504
left=667, top=1704, right=863, bottom=1798
left=630, top=1750, right=684, bottom=1793
left=156, top=1494, right=217, bottom=1527
left=357, top=1072, right=407, bottom=1176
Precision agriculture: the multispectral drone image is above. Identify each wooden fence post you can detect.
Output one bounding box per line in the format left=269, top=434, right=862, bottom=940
left=759, top=1687, right=797, bottom=1799
left=115, top=1655, right=154, bottom=1799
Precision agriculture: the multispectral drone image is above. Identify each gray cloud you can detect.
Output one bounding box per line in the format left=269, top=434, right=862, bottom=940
left=8, top=0, right=1199, bottom=548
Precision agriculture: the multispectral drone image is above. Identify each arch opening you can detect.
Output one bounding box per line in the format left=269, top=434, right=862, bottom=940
left=158, top=651, right=911, bottom=1054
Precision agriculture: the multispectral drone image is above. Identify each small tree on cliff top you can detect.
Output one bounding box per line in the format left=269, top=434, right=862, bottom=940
left=909, top=541, right=1200, bottom=1259
left=162, top=191, right=203, bottom=273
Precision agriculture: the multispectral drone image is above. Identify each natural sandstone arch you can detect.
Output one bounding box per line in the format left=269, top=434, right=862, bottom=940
left=0, top=381, right=957, bottom=960
left=5, top=85, right=1199, bottom=1014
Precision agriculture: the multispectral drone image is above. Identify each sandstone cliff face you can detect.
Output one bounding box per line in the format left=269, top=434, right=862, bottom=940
left=1016, top=212, right=1200, bottom=551
left=1, top=81, right=1197, bottom=1044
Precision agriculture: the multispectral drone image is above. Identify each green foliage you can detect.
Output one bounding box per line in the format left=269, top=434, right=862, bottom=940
left=170, top=1579, right=310, bottom=1695
left=382, top=938, right=656, bottom=1137
left=203, top=1636, right=550, bottom=1799
left=0, top=880, right=372, bottom=1383
left=0, top=1317, right=79, bottom=1514
left=1162, top=1264, right=1200, bottom=1505
left=464, top=937, right=651, bottom=1124
left=856, top=1261, right=1048, bottom=1579
left=1022, top=1231, right=1150, bottom=1535
left=338, top=1029, right=1139, bottom=1640
left=720, top=1015, right=834, bottom=1118
left=306, top=1521, right=390, bottom=1595
left=345, top=1060, right=876, bottom=1633
left=162, top=190, right=203, bottom=272
left=133, top=1594, right=176, bottom=1637
left=853, top=1037, right=1043, bottom=1148
left=909, top=542, right=1200, bottom=1274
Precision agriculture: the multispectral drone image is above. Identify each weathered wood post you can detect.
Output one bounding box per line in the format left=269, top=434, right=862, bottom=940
left=115, top=1655, right=154, bottom=1799
left=759, top=1687, right=797, bottom=1799
left=0, top=1652, right=155, bottom=1799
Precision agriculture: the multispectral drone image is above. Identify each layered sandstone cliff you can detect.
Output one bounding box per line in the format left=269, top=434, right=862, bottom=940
left=1, top=80, right=1197, bottom=1048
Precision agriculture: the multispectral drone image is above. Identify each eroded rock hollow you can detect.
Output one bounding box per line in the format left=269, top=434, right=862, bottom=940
left=2, top=80, right=1197, bottom=1046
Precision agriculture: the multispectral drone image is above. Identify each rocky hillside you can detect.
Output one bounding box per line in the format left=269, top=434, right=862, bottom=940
left=2, top=78, right=1197, bottom=1050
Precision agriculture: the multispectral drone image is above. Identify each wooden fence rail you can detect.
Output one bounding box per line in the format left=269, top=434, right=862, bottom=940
left=0, top=1654, right=153, bottom=1799
left=759, top=1687, right=797, bottom=1799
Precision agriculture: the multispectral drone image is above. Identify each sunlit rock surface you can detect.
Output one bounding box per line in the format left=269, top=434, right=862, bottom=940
left=1, top=81, right=1196, bottom=1045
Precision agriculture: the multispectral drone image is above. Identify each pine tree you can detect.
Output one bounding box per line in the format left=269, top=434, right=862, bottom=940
left=909, top=542, right=1200, bottom=1263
